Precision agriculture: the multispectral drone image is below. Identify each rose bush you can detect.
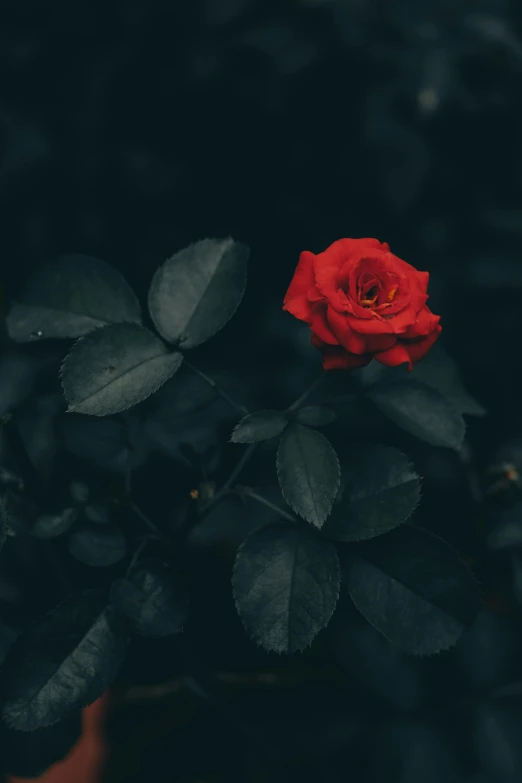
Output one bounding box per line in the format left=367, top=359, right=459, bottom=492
left=283, top=238, right=441, bottom=370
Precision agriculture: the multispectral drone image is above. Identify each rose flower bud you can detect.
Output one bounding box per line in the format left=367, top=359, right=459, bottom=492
left=283, top=238, right=441, bottom=370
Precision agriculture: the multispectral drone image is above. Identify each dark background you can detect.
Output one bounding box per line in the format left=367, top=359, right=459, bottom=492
left=2, top=1, right=522, bottom=781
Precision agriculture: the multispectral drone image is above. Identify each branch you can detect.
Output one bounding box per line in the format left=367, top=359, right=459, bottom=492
left=184, top=360, right=249, bottom=416
left=239, top=487, right=297, bottom=523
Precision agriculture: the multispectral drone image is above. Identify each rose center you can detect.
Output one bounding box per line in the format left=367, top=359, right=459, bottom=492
left=358, top=285, right=379, bottom=308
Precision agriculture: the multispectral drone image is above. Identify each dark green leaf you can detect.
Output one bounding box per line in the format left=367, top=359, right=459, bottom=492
left=31, top=508, right=78, bottom=539
left=232, top=523, right=339, bottom=654
left=295, top=405, right=337, bottom=427
left=6, top=255, right=141, bottom=342
left=343, top=525, right=482, bottom=655
left=110, top=559, right=188, bottom=637
left=369, top=380, right=465, bottom=450
left=69, top=480, right=90, bottom=504
left=1, top=590, right=129, bottom=730
left=358, top=342, right=484, bottom=416
left=148, top=238, right=249, bottom=349
left=277, top=424, right=340, bottom=528
left=84, top=503, right=110, bottom=525
left=409, top=343, right=485, bottom=416
left=231, top=410, right=288, bottom=443
left=61, top=323, right=183, bottom=416
left=323, top=445, right=420, bottom=542
left=68, top=525, right=127, bottom=567
left=1, top=716, right=82, bottom=778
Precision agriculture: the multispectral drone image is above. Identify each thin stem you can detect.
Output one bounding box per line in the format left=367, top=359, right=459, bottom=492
left=128, top=502, right=169, bottom=544
left=201, top=443, right=258, bottom=514
left=240, top=487, right=297, bottom=523
left=286, top=372, right=326, bottom=413
left=126, top=538, right=149, bottom=575
left=174, top=638, right=288, bottom=782
left=184, top=360, right=249, bottom=417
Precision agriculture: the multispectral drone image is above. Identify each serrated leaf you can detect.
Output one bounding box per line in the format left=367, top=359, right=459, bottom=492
left=31, top=507, right=78, bottom=539
left=68, top=525, right=127, bottom=567
left=295, top=405, right=337, bottom=427
left=369, top=380, right=465, bottom=450
left=61, top=323, right=183, bottom=416
left=277, top=424, right=340, bottom=528
left=110, top=559, right=188, bottom=637
left=233, top=523, right=339, bottom=654
left=148, top=238, right=249, bottom=349
left=342, top=525, right=482, bottom=655
left=323, top=445, right=420, bottom=542
left=1, top=590, right=128, bottom=730
left=231, top=410, right=288, bottom=443
left=6, top=255, right=141, bottom=342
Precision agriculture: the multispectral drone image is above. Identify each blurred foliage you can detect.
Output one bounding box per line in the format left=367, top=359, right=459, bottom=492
left=2, top=0, right=522, bottom=781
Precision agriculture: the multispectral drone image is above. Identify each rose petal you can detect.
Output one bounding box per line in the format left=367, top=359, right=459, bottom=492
left=323, top=351, right=372, bottom=370
left=404, top=324, right=442, bottom=364
left=283, top=250, right=316, bottom=322
left=328, top=307, right=397, bottom=354
left=311, top=307, right=339, bottom=345
left=373, top=342, right=414, bottom=370
left=403, top=307, right=441, bottom=339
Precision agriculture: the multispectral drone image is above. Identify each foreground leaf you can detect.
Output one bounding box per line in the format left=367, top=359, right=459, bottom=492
left=61, top=323, right=183, bottom=416
left=233, top=523, right=339, bottom=654
left=6, top=255, right=141, bottom=342
left=31, top=508, right=78, bottom=539
left=277, top=424, right=340, bottom=528
left=369, top=380, right=465, bottom=450
left=343, top=525, right=482, bottom=655
left=323, top=445, right=420, bottom=542
left=1, top=590, right=129, bottom=730
left=110, top=559, right=188, bottom=637
left=148, top=238, right=249, bottom=349
left=68, top=525, right=127, bottom=567
left=231, top=410, right=288, bottom=443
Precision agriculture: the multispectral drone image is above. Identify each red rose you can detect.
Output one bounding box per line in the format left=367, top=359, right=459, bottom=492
left=283, top=238, right=441, bottom=371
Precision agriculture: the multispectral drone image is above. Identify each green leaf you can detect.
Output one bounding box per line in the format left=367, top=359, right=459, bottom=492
left=342, top=525, right=482, bottom=655
left=68, top=525, right=127, bottom=567
left=1, top=590, right=129, bottom=730
left=148, top=238, right=249, bottom=349
left=6, top=255, right=141, bottom=342
left=231, top=410, right=288, bottom=443
left=368, top=380, right=465, bottom=450
left=295, top=405, right=337, bottom=427
left=233, top=523, right=339, bottom=654
left=409, top=343, right=485, bottom=416
left=110, top=559, right=188, bottom=637
left=323, top=445, right=421, bottom=542
left=277, top=424, right=340, bottom=528
left=31, top=508, right=78, bottom=539
left=61, top=323, right=183, bottom=417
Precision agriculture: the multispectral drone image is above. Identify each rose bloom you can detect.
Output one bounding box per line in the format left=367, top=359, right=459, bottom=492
left=283, top=238, right=441, bottom=371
